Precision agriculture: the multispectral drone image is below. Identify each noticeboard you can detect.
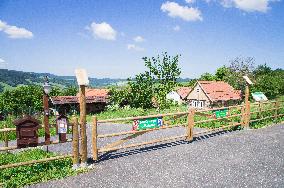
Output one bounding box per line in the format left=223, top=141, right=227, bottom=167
left=213, top=108, right=228, bottom=118
left=57, top=118, right=68, bottom=134
left=133, top=117, right=163, bottom=131
left=252, top=92, right=268, bottom=102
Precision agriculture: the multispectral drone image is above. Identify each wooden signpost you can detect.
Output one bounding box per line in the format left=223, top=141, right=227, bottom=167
left=75, top=69, right=89, bottom=167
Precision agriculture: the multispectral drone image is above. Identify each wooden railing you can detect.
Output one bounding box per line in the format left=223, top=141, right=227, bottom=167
left=0, top=100, right=283, bottom=169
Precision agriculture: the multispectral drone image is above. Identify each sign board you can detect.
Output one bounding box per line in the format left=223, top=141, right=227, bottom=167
left=243, top=75, right=253, bottom=85
left=252, top=92, right=268, bottom=102
left=75, top=69, right=89, bottom=86
left=133, top=117, right=163, bottom=131
left=57, top=118, right=68, bottom=133
left=213, top=108, right=228, bottom=118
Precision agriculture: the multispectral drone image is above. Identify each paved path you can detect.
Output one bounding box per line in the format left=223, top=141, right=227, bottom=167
left=30, top=124, right=284, bottom=188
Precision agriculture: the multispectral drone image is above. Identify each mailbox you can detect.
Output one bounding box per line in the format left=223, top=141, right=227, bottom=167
left=14, top=115, right=41, bottom=148
left=56, top=114, right=68, bottom=142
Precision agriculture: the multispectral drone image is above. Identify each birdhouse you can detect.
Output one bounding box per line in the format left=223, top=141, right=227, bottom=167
left=14, top=115, right=41, bottom=148
left=56, top=114, right=68, bottom=142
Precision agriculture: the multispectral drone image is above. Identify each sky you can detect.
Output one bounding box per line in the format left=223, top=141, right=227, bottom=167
left=0, top=0, right=284, bottom=79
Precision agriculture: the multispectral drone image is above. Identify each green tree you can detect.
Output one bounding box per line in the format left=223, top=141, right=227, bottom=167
left=110, top=52, right=181, bottom=109
left=199, top=72, right=215, bottom=81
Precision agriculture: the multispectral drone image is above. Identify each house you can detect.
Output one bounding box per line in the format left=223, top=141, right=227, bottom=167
left=166, top=91, right=182, bottom=104
left=176, top=87, right=192, bottom=102
left=186, top=81, right=241, bottom=109
left=166, top=87, right=192, bottom=104
left=51, top=88, right=110, bottom=114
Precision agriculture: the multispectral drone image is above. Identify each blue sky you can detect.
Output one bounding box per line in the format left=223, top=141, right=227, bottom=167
left=0, top=0, right=284, bottom=78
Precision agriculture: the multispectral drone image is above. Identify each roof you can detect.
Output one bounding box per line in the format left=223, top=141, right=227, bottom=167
left=76, top=88, right=109, bottom=98
left=51, top=96, right=109, bottom=105
left=197, top=81, right=241, bottom=102
left=51, top=89, right=110, bottom=105
left=176, top=87, right=192, bottom=99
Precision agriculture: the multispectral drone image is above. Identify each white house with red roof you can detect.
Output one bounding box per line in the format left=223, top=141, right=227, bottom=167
left=186, top=81, right=242, bottom=109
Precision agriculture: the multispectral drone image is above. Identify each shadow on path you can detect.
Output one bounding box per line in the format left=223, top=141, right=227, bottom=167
left=88, top=129, right=237, bottom=164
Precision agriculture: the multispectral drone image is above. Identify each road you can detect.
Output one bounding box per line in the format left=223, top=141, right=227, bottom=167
left=30, top=124, right=284, bottom=188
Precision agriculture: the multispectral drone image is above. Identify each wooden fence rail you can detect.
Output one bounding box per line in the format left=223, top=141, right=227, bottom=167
left=1, top=100, right=283, bottom=169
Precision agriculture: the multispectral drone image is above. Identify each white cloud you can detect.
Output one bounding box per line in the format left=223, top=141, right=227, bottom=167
left=161, top=1, right=202, bottom=21
left=0, top=20, right=33, bottom=39
left=127, top=44, right=145, bottom=51
left=173, top=25, right=181, bottom=31
left=133, top=36, right=145, bottom=42
left=0, top=58, right=5, bottom=63
left=220, top=0, right=277, bottom=13
left=88, top=22, right=117, bottom=40
left=185, top=0, right=196, bottom=3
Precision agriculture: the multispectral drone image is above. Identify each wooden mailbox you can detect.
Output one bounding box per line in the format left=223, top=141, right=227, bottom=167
left=14, top=115, right=41, bottom=148
left=56, top=114, right=68, bottom=143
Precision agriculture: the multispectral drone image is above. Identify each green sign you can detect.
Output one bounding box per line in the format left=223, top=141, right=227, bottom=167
left=133, top=117, right=163, bottom=131
left=213, top=108, right=228, bottom=118
left=252, top=92, right=268, bottom=102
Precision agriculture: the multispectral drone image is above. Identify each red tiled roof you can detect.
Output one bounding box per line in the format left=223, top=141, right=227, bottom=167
left=176, top=87, right=192, bottom=99
left=51, top=89, right=110, bottom=105
left=198, top=81, right=241, bottom=102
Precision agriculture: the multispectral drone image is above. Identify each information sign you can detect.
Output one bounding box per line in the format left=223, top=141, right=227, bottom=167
left=133, top=117, right=163, bottom=131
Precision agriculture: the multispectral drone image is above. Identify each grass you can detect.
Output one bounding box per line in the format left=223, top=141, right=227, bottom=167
left=0, top=148, right=86, bottom=188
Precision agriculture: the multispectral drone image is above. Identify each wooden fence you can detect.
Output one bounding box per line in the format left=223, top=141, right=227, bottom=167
left=91, top=100, right=284, bottom=161
left=0, top=100, right=283, bottom=169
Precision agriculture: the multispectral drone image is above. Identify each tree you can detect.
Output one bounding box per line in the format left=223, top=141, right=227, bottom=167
left=199, top=72, right=215, bottom=81
left=226, top=56, right=255, bottom=91
left=110, top=52, right=182, bottom=109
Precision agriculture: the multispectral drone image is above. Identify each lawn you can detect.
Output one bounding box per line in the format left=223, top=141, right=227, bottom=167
left=0, top=148, right=85, bottom=188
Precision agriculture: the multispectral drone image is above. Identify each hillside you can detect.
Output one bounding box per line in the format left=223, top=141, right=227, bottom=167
left=0, top=69, right=127, bottom=92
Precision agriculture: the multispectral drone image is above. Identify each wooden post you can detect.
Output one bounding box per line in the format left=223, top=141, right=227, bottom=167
left=275, top=100, right=280, bottom=119
left=241, top=105, right=245, bottom=128
left=92, top=116, right=98, bottom=161
left=244, top=84, right=250, bottom=129
left=79, top=85, right=87, bottom=165
left=186, top=108, right=195, bottom=141
left=72, top=116, right=79, bottom=168
left=43, top=93, right=50, bottom=145
left=4, top=124, right=8, bottom=149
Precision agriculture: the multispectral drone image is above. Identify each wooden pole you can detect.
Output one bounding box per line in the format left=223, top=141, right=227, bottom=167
left=79, top=85, right=87, bottom=165
left=186, top=108, right=195, bottom=141
left=92, top=116, right=98, bottom=161
left=43, top=93, right=50, bottom=144
left=275, top=100, right=280, bottom=120
left=72, top=116, right=79, bottom=167
left=244, top=84, right=250, bottom=129
left=4, top=123, right=8, bottom=150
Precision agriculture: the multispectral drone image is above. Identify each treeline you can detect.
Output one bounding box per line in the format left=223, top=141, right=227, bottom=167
left=0, top=85, right=77, bottom=116
left=193, top=57, right=284, bottom=99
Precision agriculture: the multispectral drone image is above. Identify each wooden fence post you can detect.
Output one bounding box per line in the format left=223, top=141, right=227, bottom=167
left=244, top=101, right=251, bottom=129
left=79, top=85, right=88, bottom=166
left=275, top=99, right=280, bottom=120
left=92, top=116, right=98, bottom=161
left=72, top=116, right=79, bottom=168
left=186, top=108, right=195, bottom=141
left=4, top=124, right=8, bottom=150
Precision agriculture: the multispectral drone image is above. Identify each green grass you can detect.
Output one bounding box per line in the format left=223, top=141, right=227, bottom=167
left=0, top=148, right=86, bottom=188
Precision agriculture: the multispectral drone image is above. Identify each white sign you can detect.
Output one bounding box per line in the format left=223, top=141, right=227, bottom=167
left=252, top=92, right=268, bottom=102
left=75, top=69, right=89, bottom=86
left=243, top=75, right=253, bottom=85
left=57, top=119, right=68, bottom=134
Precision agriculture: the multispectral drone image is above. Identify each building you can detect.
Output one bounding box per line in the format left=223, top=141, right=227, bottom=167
left=51, top=88, right=110, bottom=114
left=166, top=91, right=182, bottom=104
left=166, top=87, right=192, bottom=104
left=186, top=81, right=242, bottom=109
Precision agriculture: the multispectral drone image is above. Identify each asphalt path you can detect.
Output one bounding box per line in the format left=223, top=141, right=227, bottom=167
left=29, top=124, right=284, bottom=188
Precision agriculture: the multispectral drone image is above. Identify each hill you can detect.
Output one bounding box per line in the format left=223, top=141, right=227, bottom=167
left=0, top=69, right=127, bottom=92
